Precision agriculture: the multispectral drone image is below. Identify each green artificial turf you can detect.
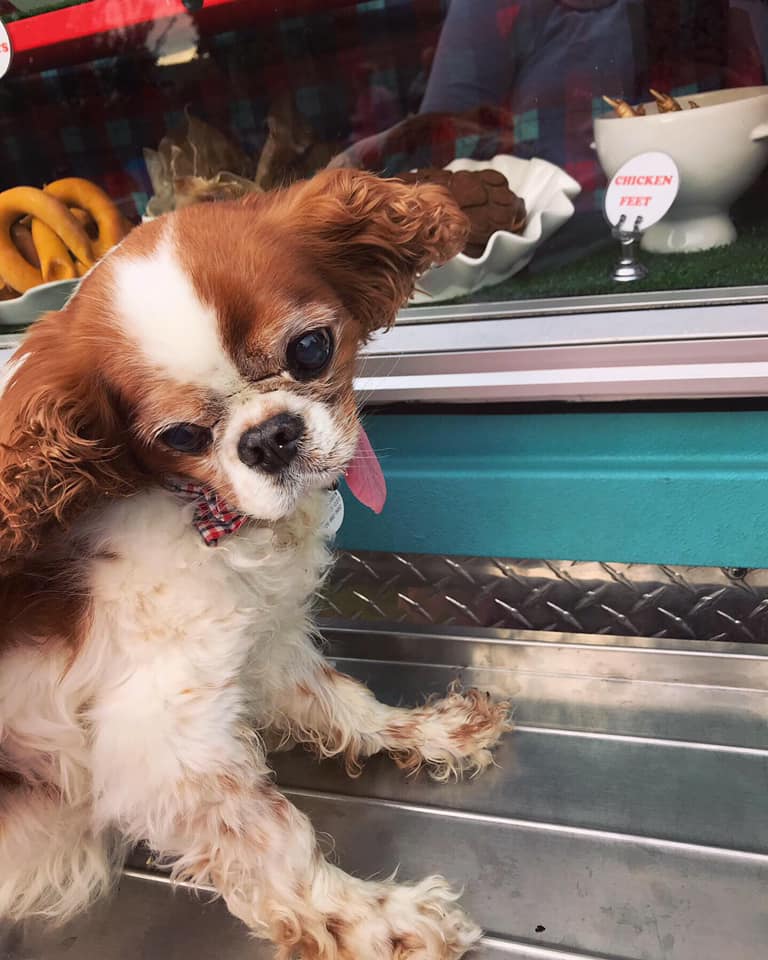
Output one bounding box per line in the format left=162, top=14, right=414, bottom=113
left=421, top=175, right=768, bottom=307
left=445, top=217, right=768, bottom=305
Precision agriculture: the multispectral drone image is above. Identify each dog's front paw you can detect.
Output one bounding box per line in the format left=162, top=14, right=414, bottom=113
left=380, top=876, right=481, bottom=959
left=317, top=874, right=481, bottom=960
left=385, top=686, right=512, bottom=781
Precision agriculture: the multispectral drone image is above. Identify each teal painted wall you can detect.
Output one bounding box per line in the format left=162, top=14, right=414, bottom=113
left=336, top=410, right=768, bottom=567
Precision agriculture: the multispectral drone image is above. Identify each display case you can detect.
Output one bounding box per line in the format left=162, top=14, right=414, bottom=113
left=2, top=1, right=766, bottom=563
left=0, top=4, right=767, bottom=960
left=1, top=1, right=767, bottom=305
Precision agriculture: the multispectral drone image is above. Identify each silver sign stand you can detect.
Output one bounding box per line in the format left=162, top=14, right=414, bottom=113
left=611, top=214, right=647, bottom=282
left=602, top=151, right=680, bottom=287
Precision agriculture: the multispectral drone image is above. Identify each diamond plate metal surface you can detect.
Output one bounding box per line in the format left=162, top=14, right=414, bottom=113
left=319, top=552, right=768, bottom=643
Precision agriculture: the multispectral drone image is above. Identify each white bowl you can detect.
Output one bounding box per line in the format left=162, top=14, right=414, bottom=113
left=594, top=86, right=768, bottom=253
left=0, top=278, right=78, bottom=328
left=409, top=155, right=581, bottom=304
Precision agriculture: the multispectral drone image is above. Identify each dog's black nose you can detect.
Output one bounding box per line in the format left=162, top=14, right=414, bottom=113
left=238, top=414, right=305, bottom=473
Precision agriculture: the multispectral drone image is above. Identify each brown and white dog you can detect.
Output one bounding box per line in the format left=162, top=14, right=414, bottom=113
left=0, top=170, right=510, bottom=959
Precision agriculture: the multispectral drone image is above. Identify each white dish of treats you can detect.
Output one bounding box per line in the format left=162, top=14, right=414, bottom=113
left=409, top=154, right=581, bottom=305
left=594, top=86, right=768, bottom=253
left=0, top=278, right=78, bottom=328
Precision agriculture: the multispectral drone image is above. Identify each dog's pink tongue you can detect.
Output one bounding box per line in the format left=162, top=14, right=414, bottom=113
left=344, top=426, right=386, bottom=514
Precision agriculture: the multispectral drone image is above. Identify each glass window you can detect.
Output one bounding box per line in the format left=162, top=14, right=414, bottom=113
left=0, top=0, right=766, bottom=314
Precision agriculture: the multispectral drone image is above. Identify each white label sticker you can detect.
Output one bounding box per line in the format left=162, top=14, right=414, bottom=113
left=604, top=152, right=679, bottom=230
left=0, top=21, right=12, bottom=80
left=319, top=489, right=345, bottom=538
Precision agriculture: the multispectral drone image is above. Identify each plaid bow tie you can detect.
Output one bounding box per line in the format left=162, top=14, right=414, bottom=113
left=163, top=476, right=247, bottom=546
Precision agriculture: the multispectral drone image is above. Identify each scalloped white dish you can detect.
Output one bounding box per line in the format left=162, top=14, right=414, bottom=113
left=0, top=279, right=79, bottom=328
left=409, top=155, right=581, bottom=304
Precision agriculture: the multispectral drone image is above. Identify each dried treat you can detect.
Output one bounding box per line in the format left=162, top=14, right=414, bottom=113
left=172, top=173, right=260, bottom=209
left=10, top=220, right=39, bottom=268
left=0, top=187, right=93, bottom=293
left=69, top=206, right=101, bottom=241
left=256, top=93, right=341, bottom=191
left=0, top=178, right=128, bottom=298
left=397, top=167, right=526, bottom=258
left=650, top=89, right=683, bottom=112
left=450, top=170, right=487, bottom=207
left=602, top=95, right=645, bottom=119
left=603, top=91, right=698, bottom=119
left=144, top=109, right=258, bottom=216
left=44, top=178, right=130, bottom=258
left=31, top=217, right=78, bottom=283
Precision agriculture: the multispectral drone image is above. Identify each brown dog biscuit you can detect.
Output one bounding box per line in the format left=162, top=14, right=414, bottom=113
left=450, top=170, right=487, bottom=208
left=396, top=166, right=526, bottom=257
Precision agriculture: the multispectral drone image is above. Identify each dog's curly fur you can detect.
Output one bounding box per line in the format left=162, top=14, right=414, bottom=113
left=0, top=170, right=510, bottom=959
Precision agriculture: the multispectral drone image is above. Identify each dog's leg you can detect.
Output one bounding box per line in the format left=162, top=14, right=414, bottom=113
left=89, top=674, right=480, bottom=960
left=260, top=637, right=511, bottom=779
left=0, top=784, right=120, bottom=922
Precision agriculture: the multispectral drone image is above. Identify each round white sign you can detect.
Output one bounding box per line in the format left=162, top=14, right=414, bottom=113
left=604, top=151, right=679, bottom=231
left=0, top=20, right=12, bottom=80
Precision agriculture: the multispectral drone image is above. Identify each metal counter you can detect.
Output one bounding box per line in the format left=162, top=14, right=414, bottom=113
left=359, top=287, right=768, bottom=404
left=5, top=624, right=766, bottom=960
left=4, top=283, right=768, bottom=405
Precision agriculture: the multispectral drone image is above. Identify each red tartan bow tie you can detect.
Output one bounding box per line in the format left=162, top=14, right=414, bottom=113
left=162, top=476, right=247, bottom=546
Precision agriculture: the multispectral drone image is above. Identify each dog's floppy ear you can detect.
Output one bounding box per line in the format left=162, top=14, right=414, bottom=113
left=0, top=309, right=137, bottom=568
left=275, top=169, right=469, bottom=336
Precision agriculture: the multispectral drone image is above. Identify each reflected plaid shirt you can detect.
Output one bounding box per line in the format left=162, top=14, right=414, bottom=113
left=0, top=1, right=764, bottom=217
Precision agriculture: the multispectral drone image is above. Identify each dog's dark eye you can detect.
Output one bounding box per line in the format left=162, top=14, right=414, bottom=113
left=159, top=423, right=213, bottom=454
left=286, top=328, right=334, bottom=380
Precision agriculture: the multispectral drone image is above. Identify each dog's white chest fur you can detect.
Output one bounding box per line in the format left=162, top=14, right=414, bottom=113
left=72, top=488, right=332, bottom=818
left=0, top=485, right=507, bottom=956
left=91, top=488, right=328, bottom=638
left=85, top=487, right=332, bottom=691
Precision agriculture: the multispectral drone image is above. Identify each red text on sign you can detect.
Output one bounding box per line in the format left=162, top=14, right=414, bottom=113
left=615, top=175, right=674, bottom=186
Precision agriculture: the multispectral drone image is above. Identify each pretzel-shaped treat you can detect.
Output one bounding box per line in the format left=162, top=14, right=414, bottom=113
left=30, top=218, right=79, bottom=283
left=44, top=177, right=128, bottom=258
left=0, top=187, right=93, bottom=292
